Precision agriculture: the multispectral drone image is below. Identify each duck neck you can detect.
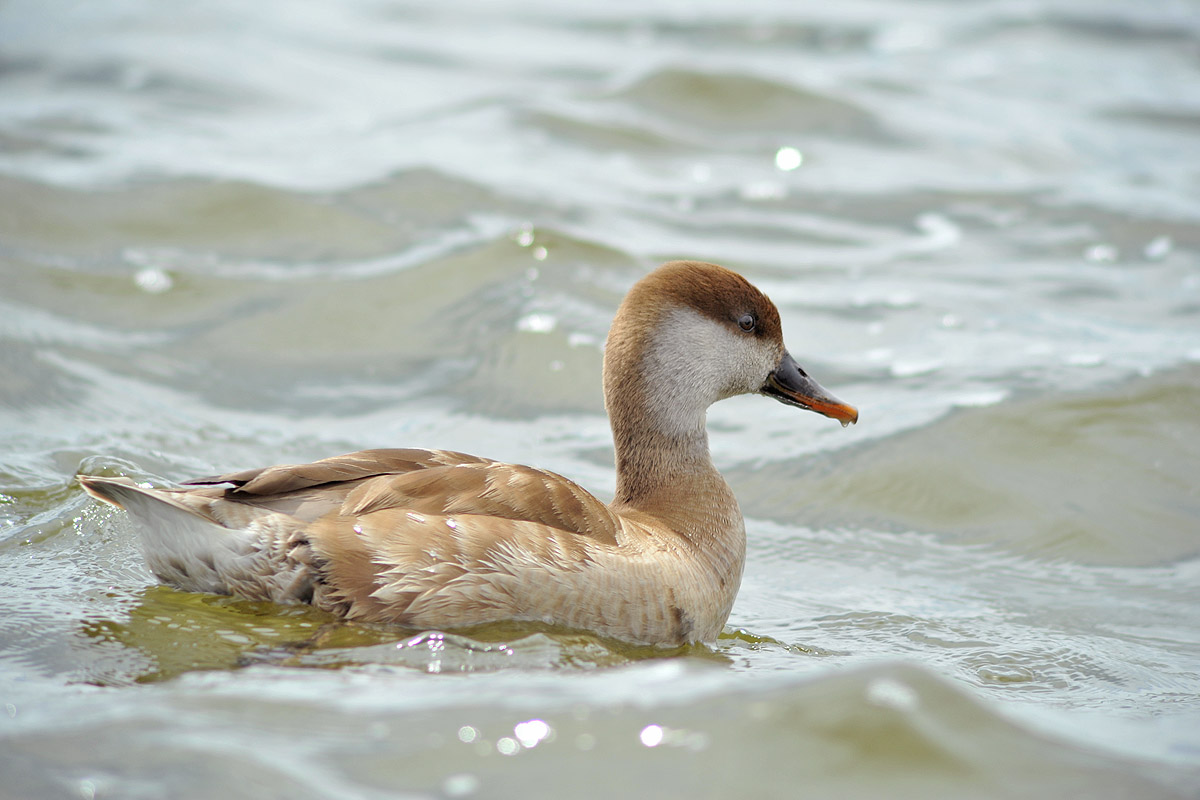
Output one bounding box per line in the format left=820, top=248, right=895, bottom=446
left=604, top=347, right=738, bottom=526
left=609, top=404, right=721, bottom=510
left=606, top=383, right=746, bottom=587
left=602, top=302, right=745, bottom=538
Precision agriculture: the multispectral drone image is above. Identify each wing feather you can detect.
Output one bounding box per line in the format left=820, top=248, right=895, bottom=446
left=183, top=448, right=489, bottom=495
left=306, top=508, right=603, bottom=627
left=340, top=462, right=620, bottom=545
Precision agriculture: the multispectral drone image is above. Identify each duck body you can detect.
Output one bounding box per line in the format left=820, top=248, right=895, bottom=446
left=80, top=261, right=857, bottom=646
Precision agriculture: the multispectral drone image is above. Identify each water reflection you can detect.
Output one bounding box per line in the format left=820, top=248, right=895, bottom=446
left=76, top=585, right=739, bottom=682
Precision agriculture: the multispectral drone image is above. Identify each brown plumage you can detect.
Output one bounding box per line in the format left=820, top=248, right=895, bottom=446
left=79, top=261, right=857, bottom=645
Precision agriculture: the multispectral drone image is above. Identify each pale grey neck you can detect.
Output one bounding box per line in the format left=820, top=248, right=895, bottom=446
left=607, top=309, right=738, bottom=510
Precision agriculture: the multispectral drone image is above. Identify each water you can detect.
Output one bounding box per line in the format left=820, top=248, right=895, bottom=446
left=2, top=0, right=1200, bottom=796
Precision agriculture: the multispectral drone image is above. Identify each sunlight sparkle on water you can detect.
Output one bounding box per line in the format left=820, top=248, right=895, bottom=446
left=1084, top=243, right=1118, bottom=263
left=774, top=147, right=803, bottom=171
left=517, top=312, right=557, bottom=333
left=514, top=718, right=552, bottom=748
left=1144, top=235, right=1172, bottom=260
left=514, top=224, right=535, bottom=247
left=442, top=773, right=480, bottom=798
left=639, top=724, right=664, bottom=747
left=866, top=678, right=919, bottom=711
left=134, top=268, right=173, bottom=294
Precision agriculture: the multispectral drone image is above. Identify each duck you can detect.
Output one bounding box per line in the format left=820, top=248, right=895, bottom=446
left=78, top=260, right=857, bottom=646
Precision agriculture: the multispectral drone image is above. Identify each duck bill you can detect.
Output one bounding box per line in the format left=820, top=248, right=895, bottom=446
left=761, top=352, right=858, bottom=425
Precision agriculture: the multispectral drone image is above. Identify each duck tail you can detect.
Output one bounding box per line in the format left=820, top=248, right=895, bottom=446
left=78, top=475, right=252, bottom=596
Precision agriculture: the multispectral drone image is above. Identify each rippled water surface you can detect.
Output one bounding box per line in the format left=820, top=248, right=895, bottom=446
left=2, top=0, right=1200, bottom=797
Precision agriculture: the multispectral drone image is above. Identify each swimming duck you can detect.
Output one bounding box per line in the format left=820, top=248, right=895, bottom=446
left=79, top=260, right=857, bottom=645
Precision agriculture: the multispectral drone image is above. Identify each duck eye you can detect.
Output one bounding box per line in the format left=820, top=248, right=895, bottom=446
left=737, top=313, right=756, bottom=332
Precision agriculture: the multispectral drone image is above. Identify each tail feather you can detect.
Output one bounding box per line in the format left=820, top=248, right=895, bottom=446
left=79, top=475, right=214, bottom=519
left=78, top=475, right=291, bottom=599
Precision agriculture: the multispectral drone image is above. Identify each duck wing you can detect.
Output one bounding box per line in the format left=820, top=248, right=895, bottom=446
left=186, top=448, right=620, bottom=545
left=248, top=453, right=627, bottom=629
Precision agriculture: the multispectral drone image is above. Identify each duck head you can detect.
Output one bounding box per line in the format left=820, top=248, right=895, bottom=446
left=603, top=260, right=858, bottom=438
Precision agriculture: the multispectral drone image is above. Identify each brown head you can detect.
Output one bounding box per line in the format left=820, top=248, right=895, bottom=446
left=603, top=261, right=857, bottom=505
